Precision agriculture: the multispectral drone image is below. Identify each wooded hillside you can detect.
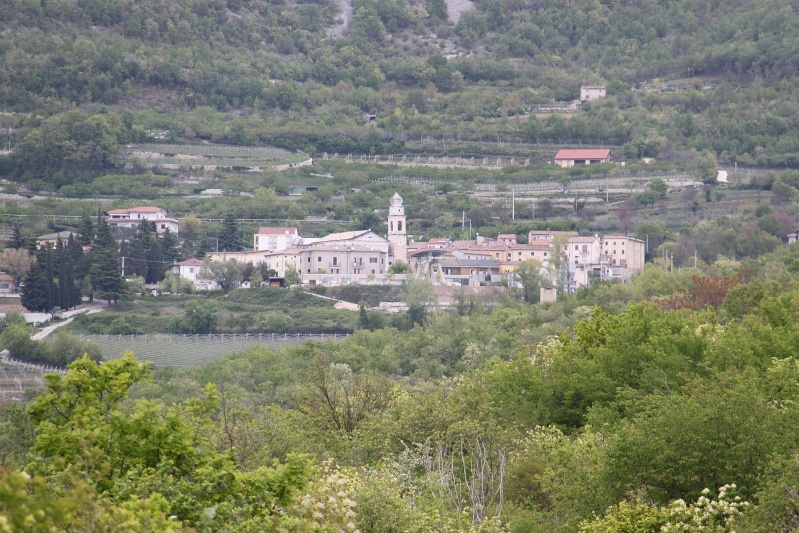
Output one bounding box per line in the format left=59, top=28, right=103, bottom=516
left=2, top=0, right=799, bottom=190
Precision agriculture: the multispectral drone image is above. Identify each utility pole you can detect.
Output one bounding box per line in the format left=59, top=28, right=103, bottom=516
left=512, top=189, right=515, bottom=220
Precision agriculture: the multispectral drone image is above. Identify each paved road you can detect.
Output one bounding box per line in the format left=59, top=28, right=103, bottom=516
left=31, top=303, right=106, bottom=340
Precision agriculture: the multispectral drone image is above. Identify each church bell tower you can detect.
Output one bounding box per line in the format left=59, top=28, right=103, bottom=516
left=387, top=192, right=407, bottom=264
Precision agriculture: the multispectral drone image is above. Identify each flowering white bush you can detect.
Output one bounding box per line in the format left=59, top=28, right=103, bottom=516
left=662, top=484, right=748, bottom=532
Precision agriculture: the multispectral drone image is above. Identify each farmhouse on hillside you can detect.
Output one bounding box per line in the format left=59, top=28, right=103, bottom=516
left=580, top=85, right=606, bottom=101
left=554, top=149, right=613, bottom=168
left=106, top=206, right=179, bottom=234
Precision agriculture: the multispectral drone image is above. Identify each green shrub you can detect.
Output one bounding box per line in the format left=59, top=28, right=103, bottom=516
left=2, top=324, right=48, bottom=364
left=47, top=331, right=102, bottom=365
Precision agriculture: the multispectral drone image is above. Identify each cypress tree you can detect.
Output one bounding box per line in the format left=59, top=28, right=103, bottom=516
left=44, top=243, right=57, bottom=311
left=90, top=216, right=125, bottom=304
left=57, top=239, right=70, bottom=310
left=9, top=223, right=31, bottom=250
left=135, top=219, right=154, bottom=250
left=195, top=234, right=212, bottom=259
left=77, top=214, right=94, bottom=247
left=218, top=212, right=241, bottom=252
left=21, top=245, right=56, bottom=313
left=129, top=239, right=148, bottom=278
left=147, top=240, right=165, bottom=283
left=160, top=228, right=181, bottom=265
left=68, top=233, right=87, bottom=301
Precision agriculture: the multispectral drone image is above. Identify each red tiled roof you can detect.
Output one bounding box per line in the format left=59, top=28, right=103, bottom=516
left=554, top=149, right=611, bottom=160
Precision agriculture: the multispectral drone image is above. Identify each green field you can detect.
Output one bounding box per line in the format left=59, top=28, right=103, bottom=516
left=76, top=333, right=348, bottom=368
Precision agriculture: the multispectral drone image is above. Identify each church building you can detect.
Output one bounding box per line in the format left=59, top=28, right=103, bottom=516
left=387, top=192, right=407, bottom=264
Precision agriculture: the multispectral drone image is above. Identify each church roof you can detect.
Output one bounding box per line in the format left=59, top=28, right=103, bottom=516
left=313, top=230, right=375, bottom=243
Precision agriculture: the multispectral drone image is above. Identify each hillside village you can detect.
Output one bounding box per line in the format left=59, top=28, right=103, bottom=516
left=116, top=192, right=648, bottom=301
left=4, top=0, right=799, bottom=530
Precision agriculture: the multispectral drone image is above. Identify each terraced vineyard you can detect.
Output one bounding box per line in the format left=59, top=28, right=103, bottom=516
left=76, top=333, right=350, bottom=368
left=0, top=365, right=48, bottom=402
left=123, top=143, right=308, bottom=169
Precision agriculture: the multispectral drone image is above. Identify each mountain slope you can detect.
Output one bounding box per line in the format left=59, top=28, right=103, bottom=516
left=2, top=0, right=799, bottom=188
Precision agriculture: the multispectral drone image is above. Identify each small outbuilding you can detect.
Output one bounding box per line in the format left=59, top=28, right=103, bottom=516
left=554, top=149, right=613, bottom=168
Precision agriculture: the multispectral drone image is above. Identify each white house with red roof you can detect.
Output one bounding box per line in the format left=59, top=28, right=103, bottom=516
left=253, top=227, right=300, bottom=252
left=106, top=206, right=179, bottom=234
left=554, top=149, right=613, bottom=168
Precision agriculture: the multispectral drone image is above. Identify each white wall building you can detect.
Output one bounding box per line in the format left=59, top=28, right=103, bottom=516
left=253, top=227, right=300, bottom=252
left=601, top=235, right=646, bottom=277
left=169, top=258, right=218, bottom=290
left=107, top=206, right=179, bottom=234
left=580, top=85, right=606, bottom=101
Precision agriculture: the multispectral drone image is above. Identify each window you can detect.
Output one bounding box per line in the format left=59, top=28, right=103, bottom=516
left=390, top=222, right=394, bottom=231
left=398, top=221, right=402, bottom=231
left=332, top=257, right=338, bottom=265
left=189, top=268, right=194, bottom=273
left=369, top=257, right=377, bottom=263
left=371, top=269, right=375, bottom=274
left=317, top=256, right=322, bottom=262
left=544, top=252, right=548, bottom=256
left=307, top=257, right=311, bottom=262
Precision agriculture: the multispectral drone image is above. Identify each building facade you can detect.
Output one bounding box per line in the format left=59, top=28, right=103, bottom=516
left=253, top=227, right=300, bottom=252
left=387, top=192, right=408, bottom=264
left=106, top=206, right=179, bottom=234
left=580, top=85, right=606, bottom=101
